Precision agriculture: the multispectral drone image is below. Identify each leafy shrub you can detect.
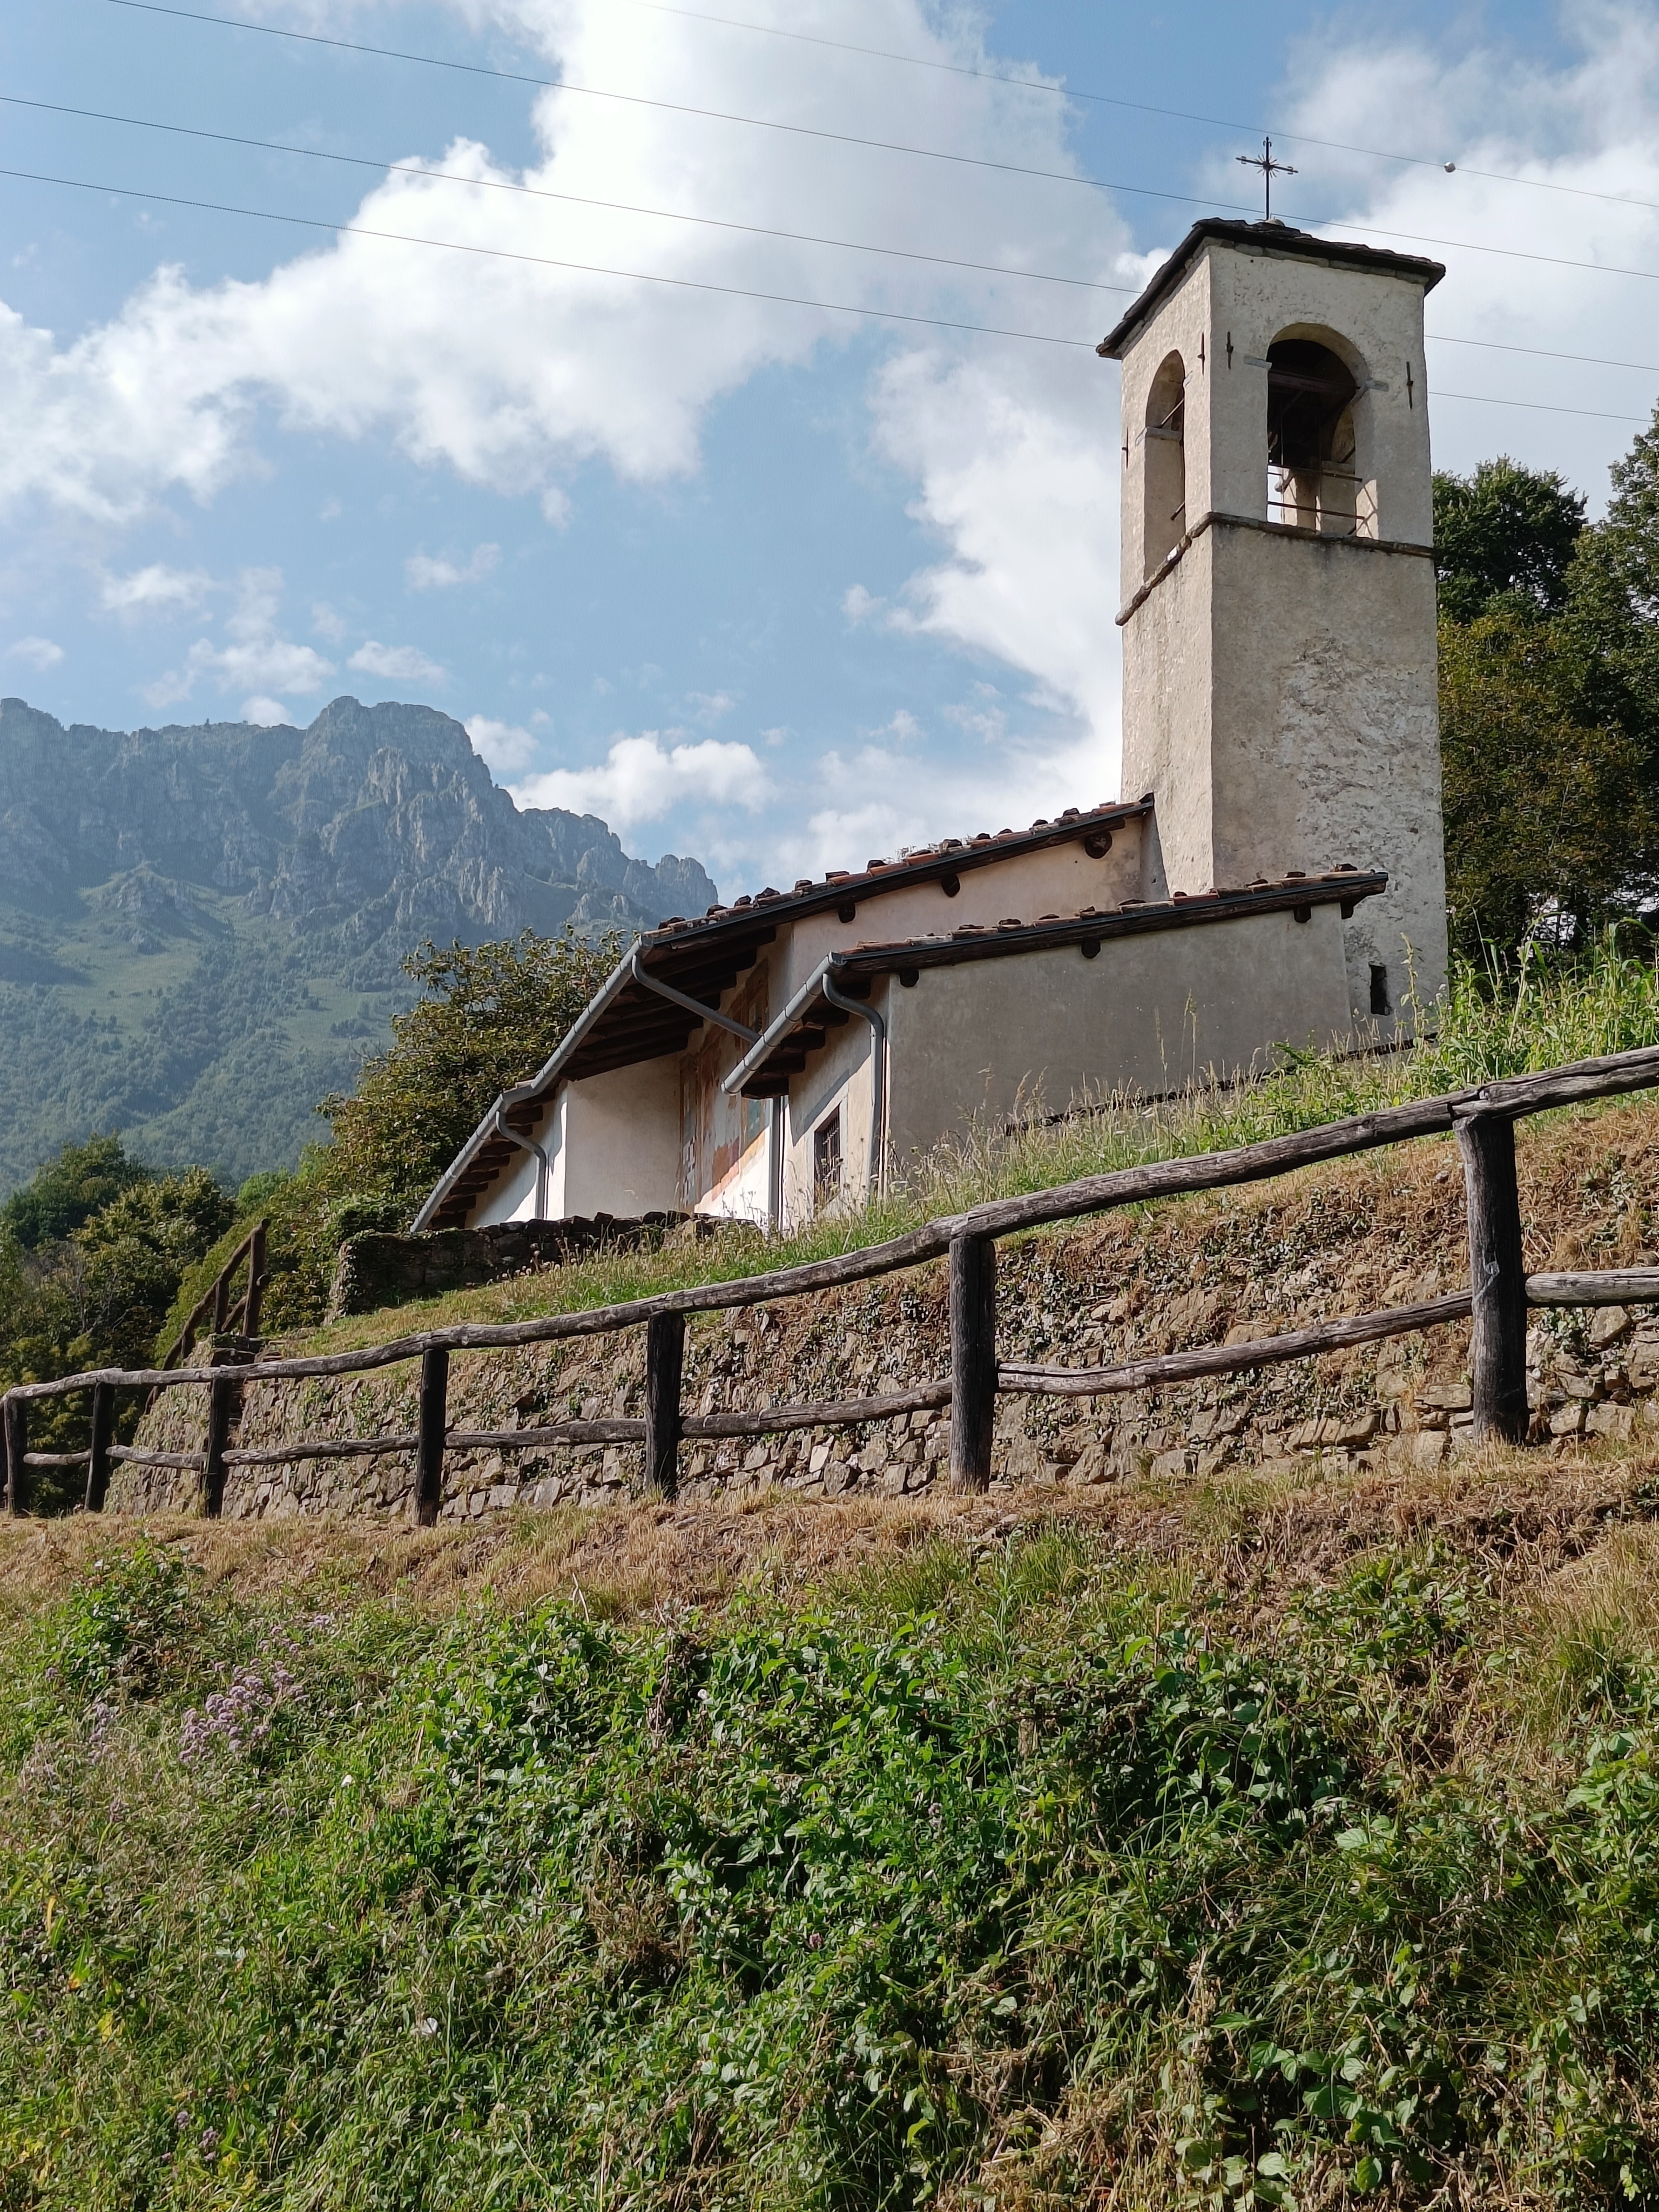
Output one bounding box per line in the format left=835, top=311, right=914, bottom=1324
left=49, top=1539, right=210, bottom=1705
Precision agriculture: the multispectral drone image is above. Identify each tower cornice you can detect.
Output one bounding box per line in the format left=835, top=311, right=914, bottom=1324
left=1097, top=219, right=1445, bottom=362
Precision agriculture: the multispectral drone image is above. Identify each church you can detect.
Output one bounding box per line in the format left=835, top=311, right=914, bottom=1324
left=414, top=217, right=1449, bottom=1239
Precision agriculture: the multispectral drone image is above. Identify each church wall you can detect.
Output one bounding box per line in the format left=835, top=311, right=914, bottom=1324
left=781, top=999, right=881, bottom=1231
left=480, top=1060, right=682, bottom=1226
left=1206, top=524, right=1446, bottom=1021
left=1118, top=531, right=1215, bottom=893
left=883, top=904, right=1353, bottom=1169
left=476, top=1134, right=542, bottom=1228
left=777, top=833, right=1152, bottom=1002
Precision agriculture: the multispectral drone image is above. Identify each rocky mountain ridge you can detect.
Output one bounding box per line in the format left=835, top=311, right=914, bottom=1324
left=0, top=697, right=717, bottom=1191
left=0, top=694, right=714, bottom=962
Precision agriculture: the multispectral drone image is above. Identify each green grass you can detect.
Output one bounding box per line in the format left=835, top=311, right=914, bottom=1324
left=9, top=1522, right=1659, bottom=2206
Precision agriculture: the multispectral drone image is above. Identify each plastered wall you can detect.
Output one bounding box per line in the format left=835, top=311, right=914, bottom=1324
left=882, top=904, right=1353, bottom=1165
left=1115, top=232, right=1447, bottom=1028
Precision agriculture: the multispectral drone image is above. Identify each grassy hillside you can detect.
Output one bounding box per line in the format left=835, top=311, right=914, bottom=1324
left=7, top=1457, right=1659, bottom=2208
left=0, top=885, right=390, bottom=1194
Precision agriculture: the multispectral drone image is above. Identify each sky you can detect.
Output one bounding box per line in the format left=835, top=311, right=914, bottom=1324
left=1, top=0, right=1656, bottom=899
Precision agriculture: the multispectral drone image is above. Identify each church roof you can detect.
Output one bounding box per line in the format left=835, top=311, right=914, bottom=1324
left=724, top=866, right=1387, bottom=1097
left=1096, top=218, right=1446, bottom=361
left=412, top=797, right=1152, bottom=1230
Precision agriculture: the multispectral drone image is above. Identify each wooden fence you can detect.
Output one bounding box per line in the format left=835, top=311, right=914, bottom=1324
left=9, top=1049, right=1659, bottom=1521
left=159, top=1219, right=269, bottom=1371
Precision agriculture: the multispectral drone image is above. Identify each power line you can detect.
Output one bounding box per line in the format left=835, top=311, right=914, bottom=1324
left=2, top=156, right=1653, bottom=427
left=1433, top=391, right=1647, bottom=423
left=1426, top=332, right=1659, bottom=376
left=0, top=163, right=1097, bottom=346
left=109, top=0, right=1659, bottom=223
left=0, top=93, right=1136, bottom=295
left=623, top=0, right=1659, bottom=220
left=99, top=0, right=1263, bottom=220
left=96, top=0, right=1659, bottom=291
left=12, top=89, right=1659, bottom=385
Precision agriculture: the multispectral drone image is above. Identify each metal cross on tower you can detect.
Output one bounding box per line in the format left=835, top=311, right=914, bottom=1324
left=1236, top=135, right=1298, bottom=221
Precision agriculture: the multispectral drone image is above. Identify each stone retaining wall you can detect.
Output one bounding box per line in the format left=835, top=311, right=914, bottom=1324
left=111, top=1102, right=1659, bottom=1522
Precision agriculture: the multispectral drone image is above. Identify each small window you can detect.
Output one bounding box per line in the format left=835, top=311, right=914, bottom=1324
left=1370, top=964, right=1391, bottom=1017
left=813, top=1110, right=842, bottom=1206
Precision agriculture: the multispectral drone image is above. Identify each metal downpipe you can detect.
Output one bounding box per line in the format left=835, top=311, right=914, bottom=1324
left=493, top=1102, right=551, bottom=1220
left=821, top=972, right=888, bottom=1201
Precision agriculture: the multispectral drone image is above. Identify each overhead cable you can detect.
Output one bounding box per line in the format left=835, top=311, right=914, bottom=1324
left=0, top=93, right=1136, bottom=295
left=94, top=0, right=1659, bottom=288
left=107, top=0, right=1659, bottom=221
left=0, top=163, right=1097, bottom=346
left=2, top=156, right=1653, bottom=421
left=8, top=91, right=1659, bottom=378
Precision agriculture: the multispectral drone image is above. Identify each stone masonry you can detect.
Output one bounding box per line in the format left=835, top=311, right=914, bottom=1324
left=110, top=1098, right=1659, bottom=1525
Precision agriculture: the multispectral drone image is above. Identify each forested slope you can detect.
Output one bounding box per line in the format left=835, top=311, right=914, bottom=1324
left=0, top=697, right=715, bottom=1190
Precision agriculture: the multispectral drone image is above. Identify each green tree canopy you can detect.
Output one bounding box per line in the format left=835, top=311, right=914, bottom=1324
left=1437, top=426, right=1659, bottom=955
left=317, top=926, right=624, bottom=1216
left=1433, top=456, right=1586, bottom=624
left=1, top=1134, right=152, bottom=1249
left=1439, top=608, right=1659, bottom=950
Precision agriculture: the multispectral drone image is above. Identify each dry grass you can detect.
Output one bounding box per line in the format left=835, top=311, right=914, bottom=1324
left=13, top=1432, right=1656, bottom=1633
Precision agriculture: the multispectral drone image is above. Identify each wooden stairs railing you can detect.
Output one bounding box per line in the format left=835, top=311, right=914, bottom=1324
left=159, top=1221, right=269, bottom=1373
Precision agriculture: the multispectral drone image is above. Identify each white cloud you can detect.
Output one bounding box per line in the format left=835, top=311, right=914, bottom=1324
left=312, top=601, right=347, bottom=642
left=348, top=639, right=448, bottom=686
left=100, top=564, right=211, bottom=616
left=146, top=567, right=335, bottom=709
left=842, top=584, right=884, bottom=626
left=0, top=2, right=1119, bottom=557
left=466, top=712, right=539, bottom=773
left=513, top=732, right=771, bottom=832
left=1262, top=5, right=1659, bottom=508
left=685, top=690, right=734, bottom=725
left=7, top=635, right=63, bottom=670
left=406, top=542, right=501, bottom=589
left=241, top=694, right=294, bottom=726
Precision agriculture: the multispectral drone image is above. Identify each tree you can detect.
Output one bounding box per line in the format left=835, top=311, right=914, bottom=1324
left=317, top=926, right=624, bottom=1215
left=1, top=1134, right=152, bottom=1249
left=1433, top=457, right=1586, bottom=624
left=1439, top=608, right=1659, bottom=951
left=0, top=1164, right=236, bottom=1508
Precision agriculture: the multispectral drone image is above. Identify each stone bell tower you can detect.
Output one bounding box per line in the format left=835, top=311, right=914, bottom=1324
left=1098, top=218, right=1449, bottom=1033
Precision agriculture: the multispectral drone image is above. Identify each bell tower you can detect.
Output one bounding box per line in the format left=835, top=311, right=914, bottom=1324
left=1098, top=219, right=1449, bottom=1032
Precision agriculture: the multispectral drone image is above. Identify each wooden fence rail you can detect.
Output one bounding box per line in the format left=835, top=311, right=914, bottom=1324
left=9, top=1047, right=1659, bottom=1521
left=159, top=1220, right=268, bottom=1373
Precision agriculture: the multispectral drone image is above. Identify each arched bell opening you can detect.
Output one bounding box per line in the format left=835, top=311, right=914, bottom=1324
left=1142, top=350, right=1186, bottom=578
left=1265, top=336, right=1373, bottom=537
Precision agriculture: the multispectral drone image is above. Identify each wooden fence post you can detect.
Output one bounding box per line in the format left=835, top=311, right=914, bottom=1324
left=3, top=1393, right=23, bottom=1515
left=203, top=1374, right=237, bottom=1518
left=949, top=1232, right=997, bottom=1492
left=416, top=1346, right=449, bottom=1527
left=85, top=1382, right=114, bottom=1514
left=244, top=1222, right=268, bottom=1339
left=644, top=1311, right=685, bottom=1497
left=1456, top=1110, right=1530, bottom=1445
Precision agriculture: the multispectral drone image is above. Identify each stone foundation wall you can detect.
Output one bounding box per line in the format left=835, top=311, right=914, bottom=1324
left=327, top=1212, right=691, bottom=1317
left=111, top=1101, right=1659, bottom=1523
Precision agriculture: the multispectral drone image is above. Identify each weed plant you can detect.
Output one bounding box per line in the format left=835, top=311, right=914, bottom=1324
left=8, top=1528, right=1659, bottom=2205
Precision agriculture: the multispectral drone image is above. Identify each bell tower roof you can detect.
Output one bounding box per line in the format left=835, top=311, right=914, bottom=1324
left=1096, top=218, right=1445, bottom=361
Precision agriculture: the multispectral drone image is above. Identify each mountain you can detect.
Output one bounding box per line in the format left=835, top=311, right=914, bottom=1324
left=0, top=696, right=718, bottom=1192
